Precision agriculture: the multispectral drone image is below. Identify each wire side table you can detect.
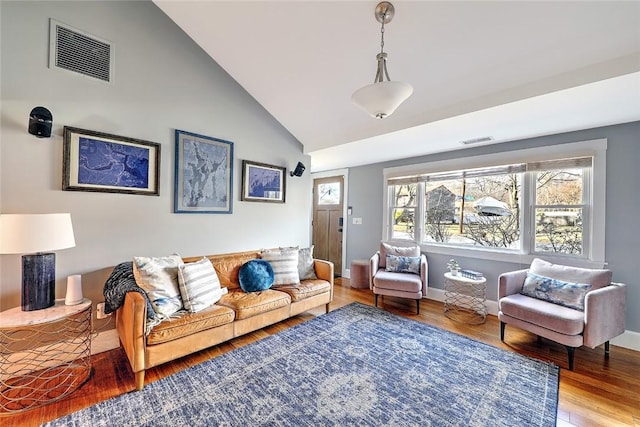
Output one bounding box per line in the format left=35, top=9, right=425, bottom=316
left=0, top=298, right=92, bottom=414
left=443, top=272, right=487, bottom=325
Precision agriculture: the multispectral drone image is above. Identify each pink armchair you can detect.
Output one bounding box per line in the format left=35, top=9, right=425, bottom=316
left=369, top=241, right=428, bottom=314
left=498, top=258, right=626, bottom=370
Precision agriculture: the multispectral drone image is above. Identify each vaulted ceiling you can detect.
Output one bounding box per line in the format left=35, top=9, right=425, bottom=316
left=154, top=1, right=640, bottom=172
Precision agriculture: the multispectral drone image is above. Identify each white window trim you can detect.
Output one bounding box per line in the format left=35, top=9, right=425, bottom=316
left=382, top=139, right=607, bottom=268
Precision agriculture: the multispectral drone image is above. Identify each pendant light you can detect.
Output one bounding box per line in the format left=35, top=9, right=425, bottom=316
left=351, top=1, right=413, bottom=119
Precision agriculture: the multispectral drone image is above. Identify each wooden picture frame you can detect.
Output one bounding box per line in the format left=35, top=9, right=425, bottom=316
left=241, top=160, right=286, bottom=203
left=174, top=129, right=234, bottom=214
left=62, top=126, right=160, bottom=196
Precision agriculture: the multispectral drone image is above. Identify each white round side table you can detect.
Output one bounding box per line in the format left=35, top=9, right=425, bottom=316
left=0, top=298, right=92, bottom=414
left=443, top=272, right=487, bottom=325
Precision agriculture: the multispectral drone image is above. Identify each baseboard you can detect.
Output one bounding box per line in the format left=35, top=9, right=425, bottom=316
left=423, top=289, right=639, bottom=352
left=92, top=328, right=119, bottom=355
left=343, top=268, right=351, bottom=279
left=610, top=330, right=640, bottom=352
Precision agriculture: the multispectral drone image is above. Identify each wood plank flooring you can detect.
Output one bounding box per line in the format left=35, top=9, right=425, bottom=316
left=3, top=278, right=639, bottom=426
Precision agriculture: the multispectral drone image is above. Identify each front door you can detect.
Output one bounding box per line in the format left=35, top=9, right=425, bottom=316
left=312, top=176, right=344, bottom=276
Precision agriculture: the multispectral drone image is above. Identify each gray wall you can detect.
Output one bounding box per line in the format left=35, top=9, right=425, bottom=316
left=0, top=1, right=312, bottom=312
left=346, top=122, right=640, bottom=333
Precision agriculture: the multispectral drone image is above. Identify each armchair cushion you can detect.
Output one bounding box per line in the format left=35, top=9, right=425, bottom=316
left=521, top=272, right=592, bottom=311
left=499, top=293, right=584, bottom=336
left=379, top=242, right=421, bottom=269
left=372, top=270, right=423, bottom=293
left=529, top=258, right=611, bottom=290
left=385, top=255, right=421, bottom=275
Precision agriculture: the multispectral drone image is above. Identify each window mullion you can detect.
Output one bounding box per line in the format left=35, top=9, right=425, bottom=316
left=522, top=171, right=535, bottom=254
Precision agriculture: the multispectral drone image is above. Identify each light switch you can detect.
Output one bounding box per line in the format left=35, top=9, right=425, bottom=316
left=353, top=217, right=362, bottom=225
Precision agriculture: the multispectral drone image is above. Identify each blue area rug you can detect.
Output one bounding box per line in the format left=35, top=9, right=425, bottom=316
left=45, top=303, right=558, bottom=426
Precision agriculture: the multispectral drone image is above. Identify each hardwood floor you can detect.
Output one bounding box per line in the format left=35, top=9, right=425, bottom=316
left=3, top=278, right=639, bottom=426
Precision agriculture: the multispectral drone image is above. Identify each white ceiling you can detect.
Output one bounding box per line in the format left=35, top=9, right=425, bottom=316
left=154, top=1, right=640, bottom=172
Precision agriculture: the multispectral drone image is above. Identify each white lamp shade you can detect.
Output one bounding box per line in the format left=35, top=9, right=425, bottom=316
left=351, top=81, right=413, bottom=119
left=0, top=213, right=76, bottom=254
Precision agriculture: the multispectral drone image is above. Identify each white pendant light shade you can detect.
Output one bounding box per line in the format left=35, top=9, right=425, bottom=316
left=351, top=2, right=412, bottom=119
left=351, top=81, right=413, bottom=119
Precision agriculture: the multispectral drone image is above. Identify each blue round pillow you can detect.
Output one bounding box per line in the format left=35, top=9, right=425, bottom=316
left=239, top=260, right=274, bottom=292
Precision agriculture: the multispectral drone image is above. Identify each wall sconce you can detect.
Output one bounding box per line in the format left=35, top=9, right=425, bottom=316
left=28, top=106, right=53, bottom=138
left=290, top=162, right=306, bottom=177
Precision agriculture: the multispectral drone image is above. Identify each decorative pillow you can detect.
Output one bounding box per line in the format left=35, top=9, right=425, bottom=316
left=521, top=272, right=592, bottom=311
left=298, top=246, right=318, bottom=280
left=385, top=255, right=421, bottom=275
left=379, top=242, right=420, bottom=269
left=177, top=257, right=228, bottom=313
left=529, top=258, right=611, bottom=290
left=261, top=248, right=300, bottom=286
left=239, top=260, right=275, bottom=292
left=133, top=255, right=183, bottom=318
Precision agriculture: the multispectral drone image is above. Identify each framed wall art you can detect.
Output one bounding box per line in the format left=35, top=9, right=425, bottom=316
left=62, top=126, right=160, bottom=196
left=241, top=160, right=286, bottom=203
left=174, top=129, right=234, bottom=214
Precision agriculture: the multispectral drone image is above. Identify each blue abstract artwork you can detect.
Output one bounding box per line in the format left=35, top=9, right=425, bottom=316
left=248, top=166, right=281, bottom=199
left=77, top=137, right=149, bottom=189
left=181, top=138, right=229, bottom=208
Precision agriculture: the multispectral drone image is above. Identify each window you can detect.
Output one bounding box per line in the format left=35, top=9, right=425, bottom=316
left=383, top=140, right=606, bottom=264
left=390, top=184, right=417, bottom=240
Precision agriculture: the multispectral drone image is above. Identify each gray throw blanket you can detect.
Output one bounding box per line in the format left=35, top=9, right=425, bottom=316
left=103, top=262, right=160, bottom=333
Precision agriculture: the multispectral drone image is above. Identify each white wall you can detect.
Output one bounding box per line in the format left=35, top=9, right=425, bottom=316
left=0, top=1, right=312, bottom=311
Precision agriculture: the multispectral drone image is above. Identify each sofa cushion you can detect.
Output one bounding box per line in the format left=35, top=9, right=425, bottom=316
left=202, top=251, right=261, bottom=290
left=147, top=304, right=235, bottom=345
left=239, top=260, right=274, bottom=292
left=529, top=258, right=611, bottom=290
left=379, top=242, right=420, bottom=269
left=499, top=293, right=584, bottom=336
left=133, top=255, right=183, bottom=318
left=217, top=289, right=291, bottom=320
left=274, top=279, right=331, bottom=302
left=298, top=246, right=318, bottom=280
left=385, top=255, right=421, bottom=275
left=178, top=257, right=228, bottom=313
left=261, top=248, right=300, bottom=285
left=372, top=270, right=423, bottom=293
left=521, top=272, right=592, bottom=311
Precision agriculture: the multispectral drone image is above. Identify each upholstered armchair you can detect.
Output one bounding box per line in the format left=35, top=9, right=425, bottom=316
left=498, top=258, right=626, bottom=370
left=369, top=241, right=428, bottom=314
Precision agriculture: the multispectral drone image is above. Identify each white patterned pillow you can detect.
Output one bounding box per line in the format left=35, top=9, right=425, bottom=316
left=178, top=257, right=228, bottom=313
left=298, top=246, right=317, bottom=280
left=133, top=255, right=183, bottom=318
left=261, top=248, right=300, bottom=286
left=385, top=255, right=421, bottom=275
left=521, top=272, right=592, bottom=311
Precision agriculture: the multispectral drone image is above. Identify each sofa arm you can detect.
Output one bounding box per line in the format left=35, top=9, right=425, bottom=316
left=115, top=291, right=147, bottom=376
left=583, top=282, right=627, bottom=348
left=369, top=252, right=380, bottom=290
left=498, top=269, right=528, bottom=298
left=314, top=259, right=334, bottom=301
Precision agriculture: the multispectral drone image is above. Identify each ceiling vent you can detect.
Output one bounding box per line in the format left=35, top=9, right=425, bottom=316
left=49, top=19, right=114, bottom=83
left=459, top=136, right=494, bottom=145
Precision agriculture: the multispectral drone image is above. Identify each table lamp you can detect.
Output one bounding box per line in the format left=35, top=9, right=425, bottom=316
left=0, top=213, right=76, bottom=311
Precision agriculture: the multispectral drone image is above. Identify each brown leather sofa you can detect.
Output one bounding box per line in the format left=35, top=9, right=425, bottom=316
left=115, top=250, right=334, bottom=390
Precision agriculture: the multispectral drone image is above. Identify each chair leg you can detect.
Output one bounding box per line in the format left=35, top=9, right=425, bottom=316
left=416, top=299, right=420, bottom=315
left=500, top=321, right=505, bottom=341
left=605, top=340, right=610, bottom=354
left=565, top=346, right=575, bottom=371
left=374, top=294, right=379, bottom=307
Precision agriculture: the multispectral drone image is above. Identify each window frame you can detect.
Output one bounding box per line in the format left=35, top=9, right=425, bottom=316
left=382, top=139, right=607, bottom=267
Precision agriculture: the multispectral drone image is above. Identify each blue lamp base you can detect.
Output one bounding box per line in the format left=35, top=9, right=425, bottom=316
left=21, top=253, right=56, bottom=311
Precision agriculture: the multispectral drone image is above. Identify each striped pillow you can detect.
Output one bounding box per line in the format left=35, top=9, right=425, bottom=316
left=177, top=257, right=228, bottom=313
left=261, top=248, right=300, bottom=286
